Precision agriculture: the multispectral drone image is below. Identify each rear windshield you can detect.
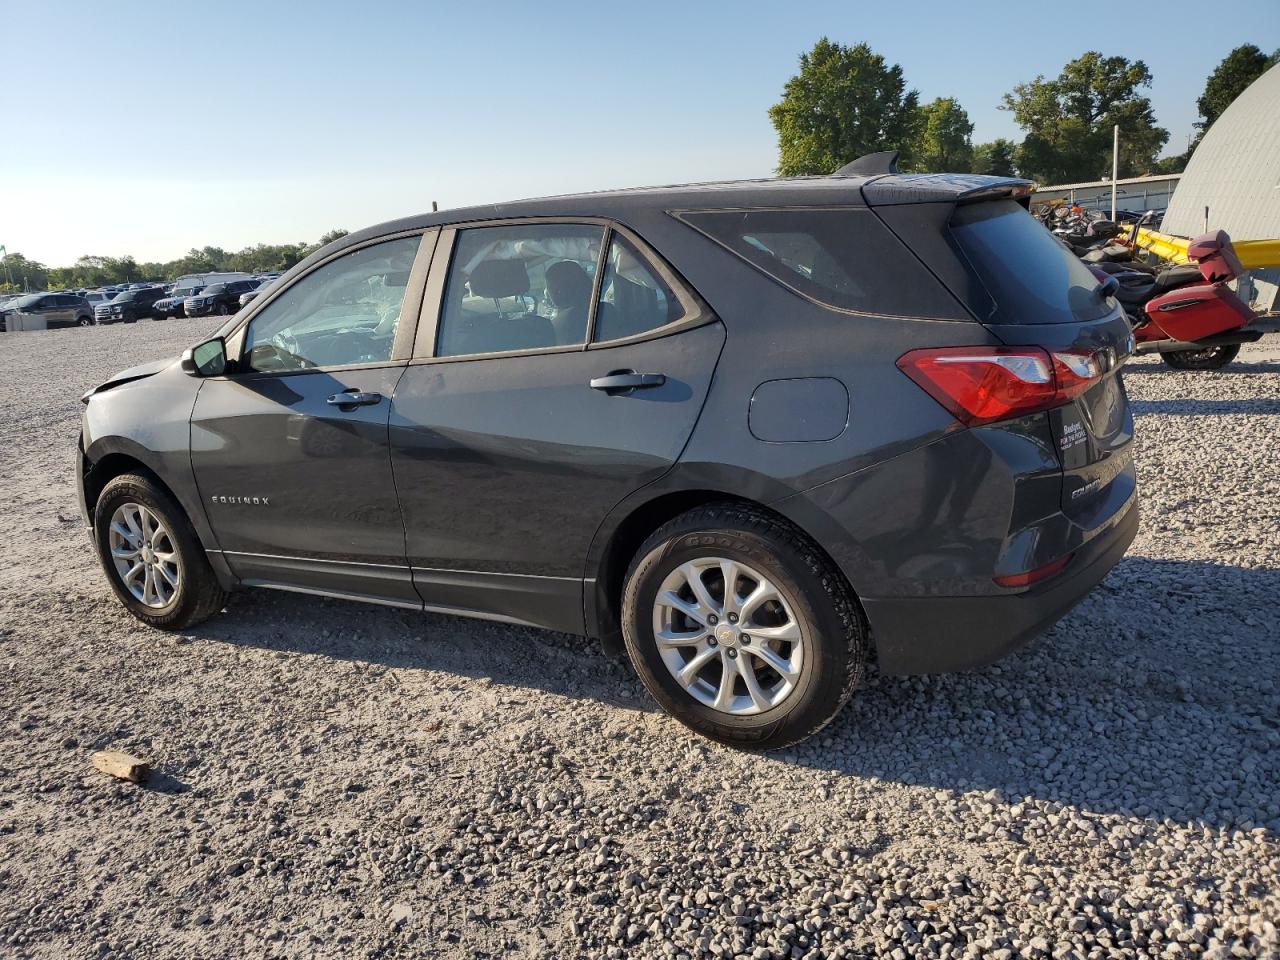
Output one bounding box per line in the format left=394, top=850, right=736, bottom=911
left=677, top=207, right=966, bottom=319
left=950, top=200, right=1110, bottom=325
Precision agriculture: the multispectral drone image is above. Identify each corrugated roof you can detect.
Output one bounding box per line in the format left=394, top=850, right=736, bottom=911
left=1162, top=64, right=1280, bottom=240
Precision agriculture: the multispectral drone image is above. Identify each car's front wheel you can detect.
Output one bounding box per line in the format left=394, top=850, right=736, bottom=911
left=94, top=473, right=227, bottom=630
left=621, top=503, right=867, bottom=749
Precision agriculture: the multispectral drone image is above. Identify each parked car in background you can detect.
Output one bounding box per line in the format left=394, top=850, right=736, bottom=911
left=1, top=292, right=94, bottom=330
left=171, top=271, right=255, bottom=291
left=77, top=161, right=1138, bottom=748
left=184, top=279, right=258, bottom=316
left=153, top=284, right=205, bottom=320
left=83, top=291, right=114, bottom=308
left=238, top=278, right=276, bottom=308
left=94, top=286, right=166, bottom=324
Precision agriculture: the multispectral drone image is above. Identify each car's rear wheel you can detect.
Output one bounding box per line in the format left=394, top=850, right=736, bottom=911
left=94, top=473, right=227, bottom=630
left=621, top=503, right=867, bottom=749
left=216, top=303, right=229, bottom=315
left=1161, top=344, right=1239, bottom=370
left=77, top=316, right=92, bottom=326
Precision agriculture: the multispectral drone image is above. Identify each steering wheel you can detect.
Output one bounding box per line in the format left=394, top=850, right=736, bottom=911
left=250, top=335, right=315, bottom=371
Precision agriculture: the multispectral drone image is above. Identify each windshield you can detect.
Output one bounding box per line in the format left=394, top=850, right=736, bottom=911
left=15, top=295, right=42, bottom=309
left=950, top=200, right=1111, bottom=325
left=112, top=291, right=137, bottom=302
left=175, top=287, right=202, bottom=297
left=203, top=284, right=226, bottom=295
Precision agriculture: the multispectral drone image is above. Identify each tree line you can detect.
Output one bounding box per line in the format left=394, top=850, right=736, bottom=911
left=0, top=229, right=349, bottom=295
left=770, top=40, right=1277, bottom=181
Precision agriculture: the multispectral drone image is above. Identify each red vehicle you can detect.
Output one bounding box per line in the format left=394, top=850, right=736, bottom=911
left=1092, top=231, right=1273, bottom=370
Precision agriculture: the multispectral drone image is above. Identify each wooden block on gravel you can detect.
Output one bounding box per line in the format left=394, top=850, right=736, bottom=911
left=91, top=751, right=150, bottom=784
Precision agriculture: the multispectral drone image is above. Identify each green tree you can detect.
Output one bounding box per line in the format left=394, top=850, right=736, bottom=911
left=1197, top=44, right=1278, bottom=131
left=10, top=231, right=348, bottom=291
left=971, top=139, right=1018, bottom=177
left=0, top=252, right=50, bottom=291
left=318, top=228, right=349, bottom=247
left=1151, top=152, right=1189, bottom=175
left=911, top=97, right=974, bottom=172
left=769, top=38, right=920, bottom=176
left=1001, top=52, right=1168, bottom=183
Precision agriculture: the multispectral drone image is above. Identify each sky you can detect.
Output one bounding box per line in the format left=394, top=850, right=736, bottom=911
left=3, top=0, right=1278, bottom=267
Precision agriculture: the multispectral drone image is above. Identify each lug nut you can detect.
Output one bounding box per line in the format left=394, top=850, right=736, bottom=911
left=708, top=615, right=718, bottom=625
left=727, top=649, right=738, bottom=659
left=741, top=635, right=751, bottom=645
left=707, top=637, right=717, bottom=647
left=728, top=613, right=738, bottom=624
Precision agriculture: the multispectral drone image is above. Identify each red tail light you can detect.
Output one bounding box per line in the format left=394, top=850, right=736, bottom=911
left=897, top=346, right=1103, bottom=426
left=993, top=553, right=1073, bottom=588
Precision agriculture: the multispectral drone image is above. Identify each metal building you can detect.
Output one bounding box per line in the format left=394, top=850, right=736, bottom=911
left=1032, top=174, right=1181, bottom=216
left=1161, top=63, right=1280, bottom=311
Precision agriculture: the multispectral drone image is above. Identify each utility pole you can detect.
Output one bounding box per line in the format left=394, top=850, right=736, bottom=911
left=1111, top=125, right=1120, bottom=222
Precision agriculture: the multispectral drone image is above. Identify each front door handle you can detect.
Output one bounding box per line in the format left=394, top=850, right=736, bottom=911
left=589, top=370, right=667, bottom=394
left=326, top=391, right=383, bottom=407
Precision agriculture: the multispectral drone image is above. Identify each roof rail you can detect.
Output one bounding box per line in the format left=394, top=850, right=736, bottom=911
left=832, top=150, right=900, bottom=177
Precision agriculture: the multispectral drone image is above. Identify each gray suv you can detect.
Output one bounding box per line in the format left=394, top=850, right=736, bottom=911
left=77, top=160, right=1137, bottom=748
left=2, top=293, right=94, bottom=330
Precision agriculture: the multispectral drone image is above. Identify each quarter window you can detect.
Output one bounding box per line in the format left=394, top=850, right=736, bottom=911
left=677, top=208, right=956, bottom=317
left=436, top=224, right=605, bottom=357
left=593, top=234, right=680, bottom=342
left=243, top=235, right=420, bottom=372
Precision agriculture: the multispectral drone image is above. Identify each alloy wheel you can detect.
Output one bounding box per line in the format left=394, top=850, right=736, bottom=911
left=652, top=556, right=805, bottom=716
left=107, top=502, right=182, bottom=608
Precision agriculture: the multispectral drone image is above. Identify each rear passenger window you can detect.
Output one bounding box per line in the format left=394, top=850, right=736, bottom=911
left=437, top=224, right=605, bottom=357
left=677, top=208, right=958, bottom=317
left=593, top=234, right=680, bottom=342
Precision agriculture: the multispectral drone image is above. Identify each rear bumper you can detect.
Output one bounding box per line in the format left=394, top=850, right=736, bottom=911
left=863, top=492, right=1138, bottom=674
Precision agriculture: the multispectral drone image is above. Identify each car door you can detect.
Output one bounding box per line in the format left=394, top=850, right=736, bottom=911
left=41, top=296, right=70, bottom=327
left=389, top=221, right=724, bottom=633
left=189, top=232, right=434, bottom=607
left=44, top=295, right=69, bottom=327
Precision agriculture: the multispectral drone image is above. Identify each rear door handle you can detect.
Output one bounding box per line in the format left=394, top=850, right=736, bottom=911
left=326, top=391, right=383, bottom=407
left=589, top=371, right=667, bottom=394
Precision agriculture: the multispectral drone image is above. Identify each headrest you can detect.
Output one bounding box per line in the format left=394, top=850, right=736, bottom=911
left=545, top=260, right=592, bottom=307
left=469, top=259, right=529, bottom=299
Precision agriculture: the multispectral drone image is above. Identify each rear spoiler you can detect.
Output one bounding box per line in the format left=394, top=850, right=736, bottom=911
left=862, top=174, right=1034, bottom=208
left=833, top=152, right=1034, bottom=208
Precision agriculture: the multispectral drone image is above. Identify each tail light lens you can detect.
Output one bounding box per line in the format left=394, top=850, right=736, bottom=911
left=993, top=553, right=1073, bottom=588
left=897, top=346, right=1104, bottom=426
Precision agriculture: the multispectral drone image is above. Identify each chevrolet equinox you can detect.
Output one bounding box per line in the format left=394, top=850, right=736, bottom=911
left=77, top=157, right=1138, bottom=748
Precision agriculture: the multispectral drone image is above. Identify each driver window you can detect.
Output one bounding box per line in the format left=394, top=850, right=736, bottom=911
left=243, top=235, right=420, bottom=372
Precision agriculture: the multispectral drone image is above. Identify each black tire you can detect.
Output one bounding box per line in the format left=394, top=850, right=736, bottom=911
left=1161, top=344, right=1239, bottom=370
left=77, top=315, right=92, bottom=327
left=621, top=503, right=868, bottom=749
left=216, top=302, right=229, bottom=316
left=93, top=473, right=228, bottom=630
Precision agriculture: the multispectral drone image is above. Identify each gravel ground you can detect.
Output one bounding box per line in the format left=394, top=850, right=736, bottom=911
left=0, top=321, right=1277, bottom=960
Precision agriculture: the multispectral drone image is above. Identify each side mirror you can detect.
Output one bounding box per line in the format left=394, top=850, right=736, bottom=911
left=180, top=337, right=227, bottom=377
